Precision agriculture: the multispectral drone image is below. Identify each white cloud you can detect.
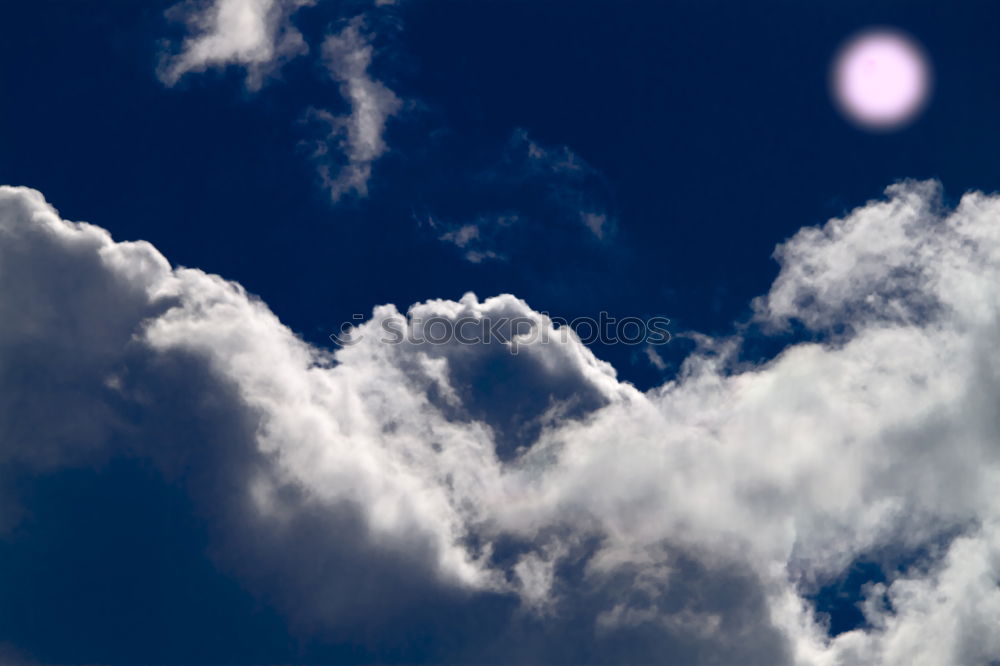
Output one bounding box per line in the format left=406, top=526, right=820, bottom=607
left=581, top=211, right=608, bottom=239
left=434, top=216, right=512, bottom=263
left=644, top=344, right=668, bottom=371
left=4, top=181, right=1000, bottom=663
left=439, top=223, right=480, bottom=249
left=308, top=17, right=402, bottom=201
left=159, top=1, right=401, bottom=203
left=159, top=0, right=315, bottom=89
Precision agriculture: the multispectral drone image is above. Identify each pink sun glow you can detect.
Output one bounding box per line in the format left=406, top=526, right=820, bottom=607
left=831, top=29, right=932, bottom=131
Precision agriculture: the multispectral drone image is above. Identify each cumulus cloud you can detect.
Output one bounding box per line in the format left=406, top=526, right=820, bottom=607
left=159, top=0, right=315, bottom=89
left=4, top=181, right=1000, bottom=663
left=307, top=17, right=402, bottom=201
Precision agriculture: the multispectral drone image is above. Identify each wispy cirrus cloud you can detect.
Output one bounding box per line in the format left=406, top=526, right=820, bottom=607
left=160, top=0, right=403, bottom=202
left=157, top=1, right=614, bottom=224
left=306, top=17, right=403, bottom=201
left=429, top=129, right=616, bottom=262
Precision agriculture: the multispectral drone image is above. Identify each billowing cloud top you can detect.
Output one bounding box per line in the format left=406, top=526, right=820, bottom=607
left=3, top=181, right=1000, bottom=664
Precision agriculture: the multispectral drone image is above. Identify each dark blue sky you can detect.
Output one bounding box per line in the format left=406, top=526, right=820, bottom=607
left=2, top=1, right=1000, bottom=662
left=3, top=0, right=999, bottom=390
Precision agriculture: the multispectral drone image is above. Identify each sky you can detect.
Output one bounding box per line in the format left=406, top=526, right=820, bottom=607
left=2, top=1, right=1000, bottom=664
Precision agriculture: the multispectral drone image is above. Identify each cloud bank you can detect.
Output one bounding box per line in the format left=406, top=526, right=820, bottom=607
left=3, top=181, right=1000, bottom=663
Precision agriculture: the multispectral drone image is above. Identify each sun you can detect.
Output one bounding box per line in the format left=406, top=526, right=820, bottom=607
left=831, top=29, right=932, bottom=131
